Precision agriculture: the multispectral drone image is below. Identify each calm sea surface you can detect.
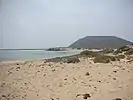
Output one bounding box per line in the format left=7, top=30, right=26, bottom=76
left=0, top=50, right=81, bottom=61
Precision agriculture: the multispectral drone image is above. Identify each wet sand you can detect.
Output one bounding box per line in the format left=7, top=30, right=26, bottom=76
left=0, top=58, right=133, bottom=100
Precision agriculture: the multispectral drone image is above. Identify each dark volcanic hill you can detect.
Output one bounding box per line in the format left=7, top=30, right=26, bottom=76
left=69, top=36, right=132, bottom=49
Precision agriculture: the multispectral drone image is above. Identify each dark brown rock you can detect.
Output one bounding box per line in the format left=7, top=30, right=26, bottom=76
left=113, top=71, right=117, bottom=73
left=113, top=78, right=116, bottom=80
left=2, top=95, right=6, bottom=97
left=98, top=80, right=101, bottom=83
left=86, top=72, right=90, bottom=76
left=115, top=98, right=122, bottom=100
left=64, top=78, right=67, bottom=80
left=83, top=93, right=91, bottom=99
left=52, top=69, right=56, bottom=72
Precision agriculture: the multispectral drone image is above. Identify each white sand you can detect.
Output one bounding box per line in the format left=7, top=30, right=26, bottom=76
left=0, top=58, right=133, bottom=100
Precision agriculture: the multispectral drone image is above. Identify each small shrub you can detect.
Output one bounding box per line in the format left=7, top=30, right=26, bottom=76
left=101, top=48, right=114, bottom=54
left=118, top=46, right=130, bottom=51
left=114, top=46, right=130, bottom=54
left=93, top=55, right=110, bottom=63
left=127, top=55, right=133, bottom=60
left=124, top=48, right=133, bottom=55
left=80, top=50, right=99, bottom=57
left=114, top=46, right=133, bottom=55
left=114, top=50, right=123, bottom=55
left=66, top=57, right=80, bottom=63
left=107, top=56, right=116, bottom=61
left=116, top=55, right=125, bottom=59
left=93, top=55, right=117, bottom=63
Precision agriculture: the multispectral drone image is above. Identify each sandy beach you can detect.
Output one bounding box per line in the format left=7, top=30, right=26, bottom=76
left=0, top=57, right=133, bottom=100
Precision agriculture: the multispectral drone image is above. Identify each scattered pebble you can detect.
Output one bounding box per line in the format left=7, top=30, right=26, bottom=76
left=52, top=69, right=56, bottom=72
left=16, top=63, right=19, bottom=65
left=83, top=93, right=91, bottom=99
left=73, top=78, right=76, bottom=81
left=1, top=83, right=6, bottom=87
left=98, top=80, right=101, bottom=83
left=114, top=98, right=122, bottom=100
left=16, top=67, right=20, bottom=69
left=42, top=66, right=44, bottom=68
left=113, top=71, right=117, bottom=73
left=2, top=95, right=6, bottom=97
left=51, top=98, right=54, bottom=100
left=64, top=78, right=67, bottom=80
left=122, top=68, right=125, bottom=70
left=113, top=78, right=116, bottom=80
left=108, top=75, right=111, bottom=77
left=85, top=72, right=90, bottom=76
left=76, top=93, right=91, bottom=99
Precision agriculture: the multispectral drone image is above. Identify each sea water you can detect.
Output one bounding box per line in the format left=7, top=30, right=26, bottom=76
left=0, top=50, right=81, bottom=61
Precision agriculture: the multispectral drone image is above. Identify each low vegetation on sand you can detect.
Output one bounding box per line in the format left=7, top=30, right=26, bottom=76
left=80, top=50, right=120, bottom=63
left=124, top=48, right=133, bottom=55
left=65, top=57, right=80, bottom=63
left=114, top=45, right=132, bottom=54
left=46, top=45, right=133, bottom=63
left=116, top=54, right=125, bottom=59
left=93, top=55, right=117, bottom=63
left=80, top=50, right=100, bottom=57
left=101, top=48, right=114, bottom=54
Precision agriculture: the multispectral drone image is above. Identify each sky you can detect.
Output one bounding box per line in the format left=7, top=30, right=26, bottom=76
left=0, top=0, right=133, bottom=49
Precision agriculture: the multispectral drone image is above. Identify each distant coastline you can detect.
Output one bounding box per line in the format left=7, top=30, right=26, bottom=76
left=0, top=47, right=74, bottom=51
left=0, top=49, right=46, bottom=50
left=0, top=47, right=73, bottom=51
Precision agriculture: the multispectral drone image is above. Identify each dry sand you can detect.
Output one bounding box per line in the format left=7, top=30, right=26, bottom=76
left=0, top=58, right=133, bottom=100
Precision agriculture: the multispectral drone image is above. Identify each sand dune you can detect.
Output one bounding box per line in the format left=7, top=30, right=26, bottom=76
left=0, top=58, right=133, bottom=100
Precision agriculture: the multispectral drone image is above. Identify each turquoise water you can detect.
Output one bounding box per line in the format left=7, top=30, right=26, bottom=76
left=0, top=50, right=81, bottom=61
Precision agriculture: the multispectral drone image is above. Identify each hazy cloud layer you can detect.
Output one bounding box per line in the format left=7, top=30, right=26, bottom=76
left=0, top=0, right=133, bottom=48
